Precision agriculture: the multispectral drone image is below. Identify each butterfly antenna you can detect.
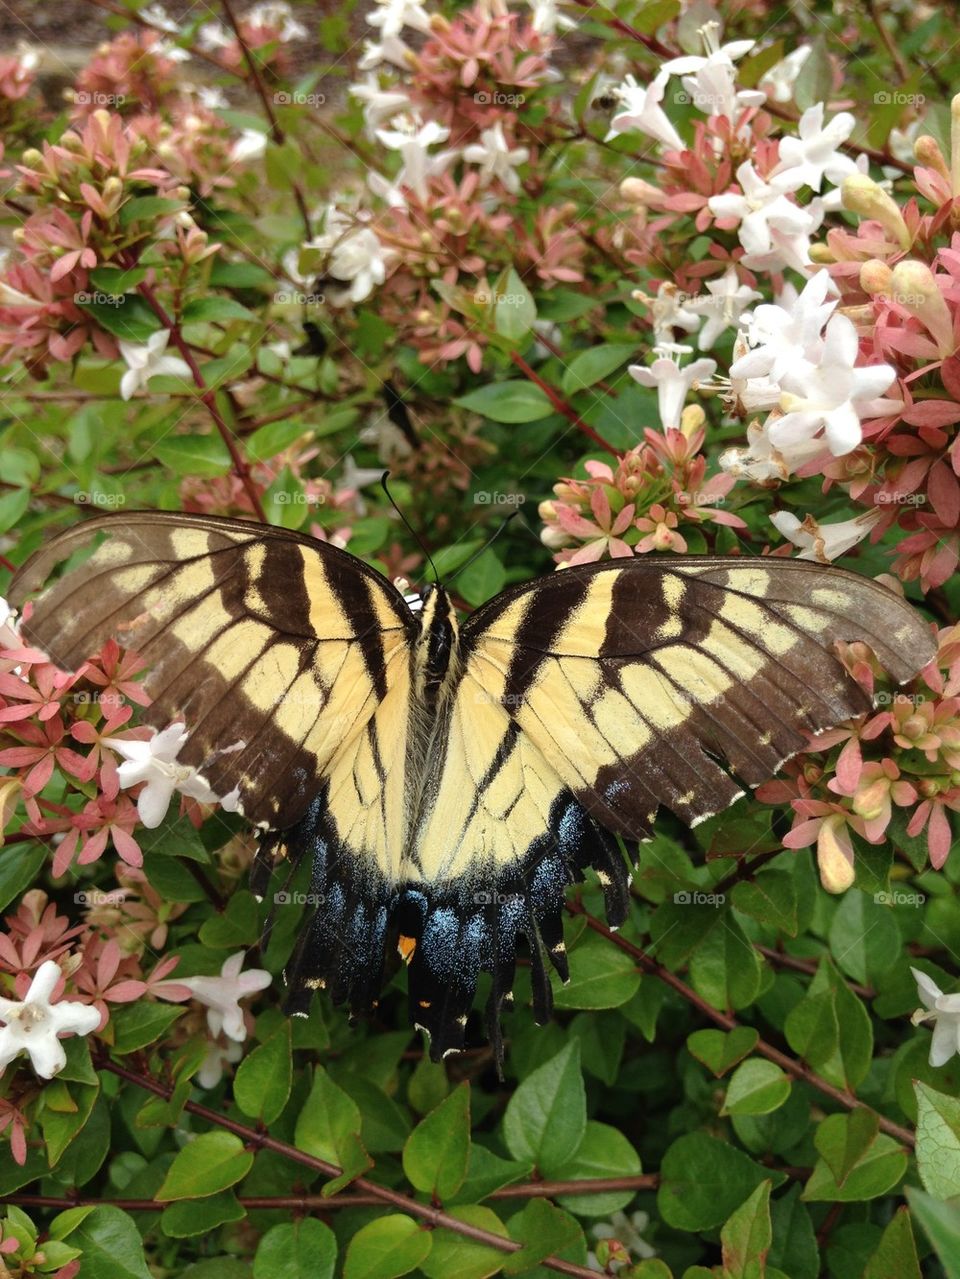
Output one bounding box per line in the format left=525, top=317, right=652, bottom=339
left=380, top=471, right=441, bottom=585
left=448, top=510, right=521, bottom=587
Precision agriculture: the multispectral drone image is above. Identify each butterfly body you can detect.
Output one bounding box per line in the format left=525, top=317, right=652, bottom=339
left=10, top=512, right=936, bottom=1061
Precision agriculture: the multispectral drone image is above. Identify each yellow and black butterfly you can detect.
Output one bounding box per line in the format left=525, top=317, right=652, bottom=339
left=9, top=512, right=935, bottom=1060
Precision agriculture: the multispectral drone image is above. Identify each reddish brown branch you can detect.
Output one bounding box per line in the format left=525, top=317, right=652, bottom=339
left=135, top=282, right=268, bottom=521
left=567, top=903, right=915, bottom=1149
left=510, top=351, right=619, bottom=456
left=94, top=1057, right=600, bottom=1278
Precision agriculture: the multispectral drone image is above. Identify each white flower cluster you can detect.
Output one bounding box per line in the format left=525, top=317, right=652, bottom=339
left=104, top=722, right=242, bottom=827
left=0, top=962, right=100, bottom=1080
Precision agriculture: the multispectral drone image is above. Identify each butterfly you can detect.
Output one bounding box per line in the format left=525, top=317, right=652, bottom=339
left=10, top=512, right=934, bottom=1062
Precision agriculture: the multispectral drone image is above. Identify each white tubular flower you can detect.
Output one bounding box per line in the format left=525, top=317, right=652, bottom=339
left=358, top=34, right=414, bottom=71
left=730, top=268, right=838, bottom=384
left=349, top=76, right=412, bottom=135
left=758, top=45, right=811, bottom=103
left=771, top=314, right=896, bottom=456
left=0, top=962, right=100, bottom=1080
left=628, top=343, right=717, bottom=431
left=367, top=0, right=432, bottom=39
left=230, top=127, right=268, bottom=162
left=175, top=952, right=272, bottom=1043
left=661, top=20, right=764, bottom=122
left=690, top=267, right=762, bottom=349
left=104, top=722, right=241, bottom=827
left=607, top=72, right=684, bottom=150
left=720, top=415, right=827, bottom=484
left=463, top=123, right=530, bottom=193
left=0, top=595, right=21, bottom=650
left=772, top=103, right=859, bottom=191
left=245, top=1, right=308, bottom=41
left=527, top=0, right=576, bottom=35
left=770, top=507, right=882, bottom=563
left=373, top=118, right=457, bottom=202
left=708, top=161, right=817, bottom=272
left=912, top=968, right=960, bottom=1067
left=118, top=331, right=192, bottom=401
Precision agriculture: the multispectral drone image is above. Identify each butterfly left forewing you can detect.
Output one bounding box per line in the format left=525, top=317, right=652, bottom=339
left=9, top=512, right=416, bottom=828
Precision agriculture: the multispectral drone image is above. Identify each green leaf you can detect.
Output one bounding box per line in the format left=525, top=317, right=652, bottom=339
left=457, top=548, right=507, bottom=608
left=731, top=870, right=798, bottom=936
left=906, top=1186, right=960, bottom=1279
left=784, top=989, right=839, bottom=1071
left=418, top=1206, right=509, bottom=1279
left=863, top=1207, right=921, bottom=1279
left=451, top=1146, right=532, bottom=1205
left=342, top=1215, right=432, bottom=1279
left=793, top=35, right=831, bottom=112
left=234, top=1023, right=292, bottom=1125
left=561, top=343, right=637, bottom=396
left=88, top=266, right=148, bottom=292
left=247, top=418, right=311, bottom=462
left=687, top=1027, right=759, bottom=1077
left=916, top=1080, right=960, bottom=1199
left=827, top=891, right=899, bottom=984
left=76, top=294, right=161, bottom=341
left=502, top=1041, right=585, bottom=1175
left=182, top=297, right=256, bottom=324
left=493, top=268, right=536, bottom=342
left=294, top=1065, right=372, bottom=1194
left=161, top=1191, right=245, bottom=1238
left=455, top=381, right=553, bottom=423
left=253, top=1220, right=337, bottom=1279
left=0, top=487, right=30, bottom=535
left=56, top=1205, right=152, bottom=1279
left=689, top=913, right=761, bottom=1010
left=402, top=1082, right=470, bottom=1200
left=154, top=434, right=232, bottom=478
left=209, top=260, right=275, bottom=290
left=813, top=1109, right=880, bottom=1187
left=155, top=1132, right=254, bottom=1202
left=554, top=1121, right=642, bottom=1218
left=43, top=1081, right=98, bottom=1166
left=0, top=842, right=46, bottom=912
left=803, top=1132, right=907, bottom=1202
left=198, top=890, right=260, bottom=947
left=504, top=1198, right=583, bottom=1273
left=119, top=195, right=184, bottom=226
left=111, top=1003, right=185, bottom=1054
left=552, top=932, right=642, bottom=1009
left=721, top=1060, right=791, bottom=1116
left=658, top=1132, right=785, bottom=1231
left=720, top=1180, right=772, bottom=1279
left=768, top=1185, right=818, bottom=1279
left=141, top=813, right=210, bottom=862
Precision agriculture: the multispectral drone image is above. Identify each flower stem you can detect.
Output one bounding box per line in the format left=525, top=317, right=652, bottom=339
left=510, top=351, right=619, bottom=457
left=135, top=282, right=268, bottom=522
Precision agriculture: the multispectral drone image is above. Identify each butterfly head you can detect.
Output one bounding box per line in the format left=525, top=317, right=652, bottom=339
left=417, top=584, right=459, bottom=701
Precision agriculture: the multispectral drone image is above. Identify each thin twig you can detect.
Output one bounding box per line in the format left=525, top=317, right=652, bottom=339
left=135, top=282, right=268, bottom=521
left=510, top=351, right=619, bottom=456
left=566, top=902, right=915, bottom=1148
left=94, top=1058, right=601, bottom=1278
left=219, top=0, right=312, bottom=239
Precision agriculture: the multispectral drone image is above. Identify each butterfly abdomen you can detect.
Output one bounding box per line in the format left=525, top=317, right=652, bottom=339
left=415, top=586, right=460, bottom=707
